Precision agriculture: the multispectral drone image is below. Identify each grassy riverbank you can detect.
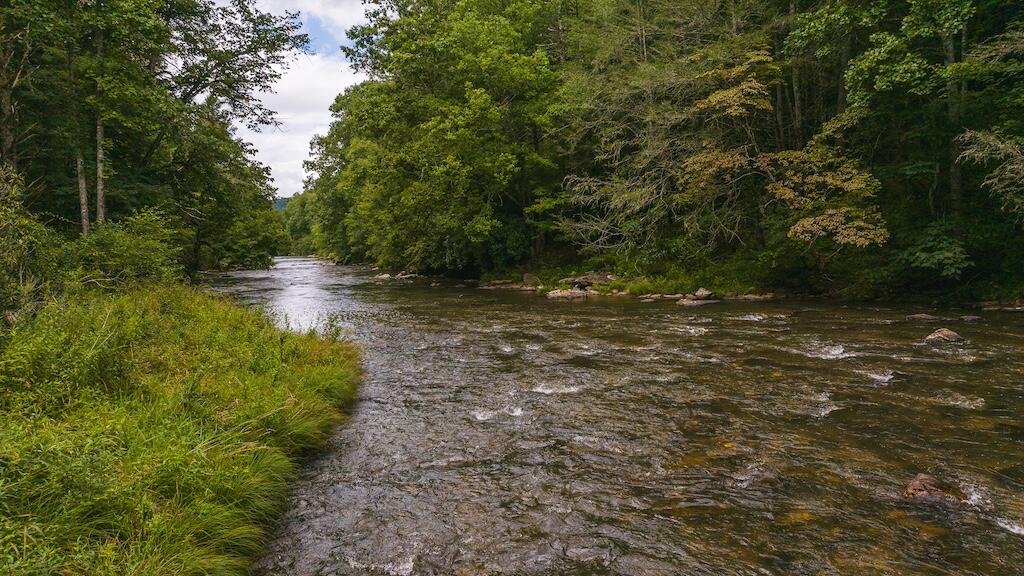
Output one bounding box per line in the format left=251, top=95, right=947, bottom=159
left=0, top=285, right=360, bottom=575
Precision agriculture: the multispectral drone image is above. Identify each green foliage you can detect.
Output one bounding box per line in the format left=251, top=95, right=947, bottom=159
left=0, top=174, right=60, bottom=313
left=1, top=0, right=305, bottom=273
left=303, top=0, right=561, bottom=272
left=65, top=209, right=184, bottom=287
left=0, top=285, right=361, bottom=575
left=896, top=221, right=973, bottom=279
left=207, top=209, right=290, bottom=270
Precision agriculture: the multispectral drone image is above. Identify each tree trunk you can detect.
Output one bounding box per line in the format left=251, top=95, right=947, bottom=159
left=67, top=14, right=89, bottom=235
left=943, top=33, right=962, bottom=216
left=789, top=1, right=803, bottom=145
left=94, top=17, right=106, bottom=223
left=837, top=35, right=851, bottom=115
left=0, top=80, right=13, bottom=171
left=775, top=82, right=787, bottom=149
left=77, top=151, right=89, bottom=234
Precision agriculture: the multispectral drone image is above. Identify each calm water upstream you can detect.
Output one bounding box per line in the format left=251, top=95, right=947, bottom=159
left=210, top=257, right=1024, bottom=576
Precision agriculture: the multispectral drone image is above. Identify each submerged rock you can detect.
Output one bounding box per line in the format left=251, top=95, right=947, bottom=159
left=678, top=298, right=721, bottom=307
left=904, top=474, right=964, bottom=503
left=546, top=288, right=590, bottom=300
left=907, top=313, right=940, bottom=322
left=726, top=293, right=776, bottom=301
left=925, top=328, right=965, bottom=344
left=961, top=315, right=982, bottom=323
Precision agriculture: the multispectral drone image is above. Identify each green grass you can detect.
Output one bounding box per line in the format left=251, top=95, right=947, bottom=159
left=0, top=285, right=361, bottom=575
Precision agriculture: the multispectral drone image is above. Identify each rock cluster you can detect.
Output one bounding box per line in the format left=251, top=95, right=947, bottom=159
left=546, top=289, right=591, bottom=300
left=678, top=288, right=721, bottom=307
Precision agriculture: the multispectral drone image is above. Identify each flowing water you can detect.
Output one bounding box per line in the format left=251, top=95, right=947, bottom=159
left=210, top=257, right=1024, bottom=576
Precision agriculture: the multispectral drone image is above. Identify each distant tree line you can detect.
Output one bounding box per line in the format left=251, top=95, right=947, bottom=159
left=288, top=0, right=1024, bottom=298
left=0, top=0, right=298, bottom=274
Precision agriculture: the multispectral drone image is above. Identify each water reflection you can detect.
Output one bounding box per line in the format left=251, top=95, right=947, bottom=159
left=209, top=257, right=1024, bottom=576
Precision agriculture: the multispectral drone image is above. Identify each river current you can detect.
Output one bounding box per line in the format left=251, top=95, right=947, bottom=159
left=210, top=257, right=1024, bottom=576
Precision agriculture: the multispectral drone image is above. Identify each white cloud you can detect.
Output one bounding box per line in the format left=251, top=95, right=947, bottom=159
left=216, top=0, right=369, bottom=197
left=259, top=0, right=367, bottom=42
left=236, top=52, right=366, bottom=197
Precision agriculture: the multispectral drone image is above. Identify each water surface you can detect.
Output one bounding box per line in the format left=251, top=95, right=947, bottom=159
left=210, top=257, right=1024, bottom=575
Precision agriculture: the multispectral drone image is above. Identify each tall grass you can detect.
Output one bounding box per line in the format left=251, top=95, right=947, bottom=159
left=0, top=285, right=361, bottom=575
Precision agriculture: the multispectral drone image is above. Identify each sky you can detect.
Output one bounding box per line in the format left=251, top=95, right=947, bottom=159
left=232, top=1, right=369, bottom=198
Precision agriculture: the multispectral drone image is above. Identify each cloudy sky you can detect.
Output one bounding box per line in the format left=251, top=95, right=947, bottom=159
left=234, top=1, right=368, bottom=198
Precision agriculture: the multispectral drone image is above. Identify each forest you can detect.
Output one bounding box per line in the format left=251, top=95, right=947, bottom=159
left=286, top=0, right=1024, bottom=300
left=1, top=0, right=293, bottom=279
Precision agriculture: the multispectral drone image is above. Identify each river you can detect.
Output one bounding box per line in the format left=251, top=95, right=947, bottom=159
left=209, top=257, right=1024, bottom=576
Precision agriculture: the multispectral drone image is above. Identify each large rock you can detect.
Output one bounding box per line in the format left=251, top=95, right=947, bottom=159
left=694, top=287, right=715, bottom=300
left=546, top=289, right=590, bottom=300
left=904, top=474, right=963, bottom=502
left=925, top=328, right=964, bottom=344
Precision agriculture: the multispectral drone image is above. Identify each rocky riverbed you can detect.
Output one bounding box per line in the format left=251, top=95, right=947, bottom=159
left=212, top=257, right=1024, bottom=576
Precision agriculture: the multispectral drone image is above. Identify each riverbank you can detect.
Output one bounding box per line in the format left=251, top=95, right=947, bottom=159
left=0, top=284, right=361, bottom=575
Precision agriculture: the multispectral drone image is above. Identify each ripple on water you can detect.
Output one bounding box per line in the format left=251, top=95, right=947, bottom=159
left=996, top=518, right=1024, bottom=535
left=855, top=368, right=895, bottom=385
left=531, top=384, right=581, bottom=395
left=212, top=259, right=1024, bottom=576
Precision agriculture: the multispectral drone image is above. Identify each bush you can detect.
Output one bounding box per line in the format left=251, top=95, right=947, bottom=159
left=206, top=209, right=290, bottom=270
left=0, top=174, right=60, bottom=314
left=0, top=285, right=361, bottom=575
left=65, top=209, right=184, bottom=287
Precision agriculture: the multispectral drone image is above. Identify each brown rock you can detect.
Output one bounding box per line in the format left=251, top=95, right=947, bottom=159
left=694, top=287, right=715, bottom=300
left=924, top=328, right=965, bottom=344
left=903, top=474, right=963, bottom=502
left=546, top=289, right=590, bottom=300
left=906, top=314, right=940, bottom=322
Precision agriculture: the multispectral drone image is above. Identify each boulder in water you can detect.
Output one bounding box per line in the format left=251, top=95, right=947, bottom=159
left=925, top=328, right=964, bottom=344
left=906, top=313, right=940, bottom=321
left=694, top=287, right=715, bottom=300
left=960, top=315, right=982, bottom=323
left=904, top=474, right=963, bottom=503
left=678, top=298, right=721, bottom=307
left=546, top=289, right=590, bottom=300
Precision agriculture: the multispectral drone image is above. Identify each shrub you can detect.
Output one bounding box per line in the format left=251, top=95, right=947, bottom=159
left=64, top=209, right=184, bottom=288
left=0, top=173, right=60, bottom=315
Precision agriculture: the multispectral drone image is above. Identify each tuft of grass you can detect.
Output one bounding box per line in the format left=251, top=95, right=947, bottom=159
left=0, top=285, right=361, bottom=575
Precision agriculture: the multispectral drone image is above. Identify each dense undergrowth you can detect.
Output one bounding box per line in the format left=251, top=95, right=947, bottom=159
left=0, top=285, right=361, bottom=575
